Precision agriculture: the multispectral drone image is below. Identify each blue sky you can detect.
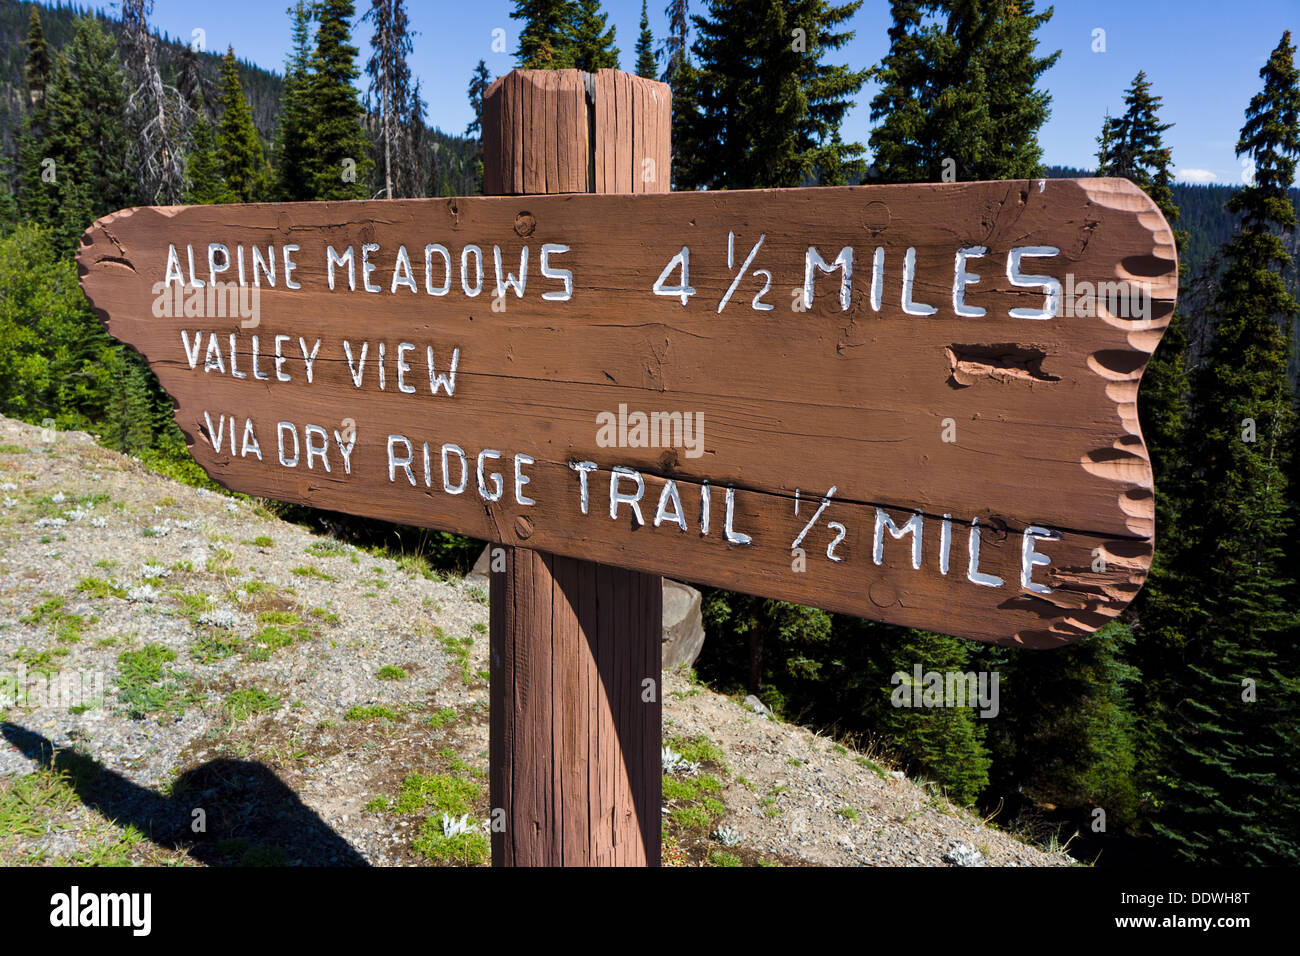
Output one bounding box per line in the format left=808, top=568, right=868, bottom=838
left=92, top=1, right=1298, bottom=185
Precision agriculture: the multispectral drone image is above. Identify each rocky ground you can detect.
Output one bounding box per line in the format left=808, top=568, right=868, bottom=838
left=0, top=415, right=1070, bottom=867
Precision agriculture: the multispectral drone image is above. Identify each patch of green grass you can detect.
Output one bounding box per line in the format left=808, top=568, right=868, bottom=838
left=22, top=596, right=92, bottom=644
left=14, top=645, right=67, bottom=676
left=696, top=774, right=723, bottom=794
left=832, top=744, right=849, bottom=755
left=394, top=772, right=481, bottom=816
left=243, top=535, right=274, bottom=548
left=225, top=688, right=281, bottom=722
left=787, top=758, right=804, bottom=767
left=304, top=540, right=349, bottom=558
left=836, top=805, right=860, bottom=822
left=344, top=704, right=401, bottom=722
left=190, top=630, right=243, bottom=664
left=290, top=565, right=334, bottom=581
left=376, top=665, right=406, bottom=681
left=93, top=559, right=119, bottom=570
left=215, top=838, right=288, bottom=867
left=855, top=756, right=890, bottom=780
left=466, top=585, right=488, bottom=605
left=0, top=443, right=27, bottom=454
left=396, top=554, right=440, bottom=580
left=76, top=576, right=127, bottom=600
left=667, top=734, right=725, bottom=766
left=413, top=822, right=489, bottom=865
left=663, top=777, right=698, bottom=801
left=257, top=610, right=300, bottom=626
left=709, top=850, right=742, bottom=867
left=434, top=627, right=479, bottom=686
left=309, top=607, right=340, bottom=625
left=471, top=621, right=487, bottom=635
left=116, top=644, right=195, bottom=720
left=669, top=805, right=713, bottom=830
left=426, top=707, right=458, bottom=730
left=364, top=796, right=391, bottom=812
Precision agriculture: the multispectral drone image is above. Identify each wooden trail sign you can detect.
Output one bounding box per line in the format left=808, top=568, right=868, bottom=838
left=77, top=177, right=1176, bottom=648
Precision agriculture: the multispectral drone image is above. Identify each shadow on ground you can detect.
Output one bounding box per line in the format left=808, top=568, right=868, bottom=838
left=2, top=722, right=367, bottom=866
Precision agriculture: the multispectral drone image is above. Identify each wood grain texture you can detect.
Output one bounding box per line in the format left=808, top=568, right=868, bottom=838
left=483, top=69, right=663, bottom=867
left=77, top=174, right=1174, bottom=648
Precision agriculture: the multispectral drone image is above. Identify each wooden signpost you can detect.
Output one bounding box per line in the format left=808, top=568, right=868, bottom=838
left=77, top=68, right=1177, bottom=866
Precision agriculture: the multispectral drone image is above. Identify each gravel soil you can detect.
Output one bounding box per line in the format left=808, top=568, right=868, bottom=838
left=0, top=415, right=1069, bottom=867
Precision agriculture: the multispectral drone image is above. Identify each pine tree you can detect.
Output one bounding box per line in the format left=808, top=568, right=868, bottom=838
left=675, top=0, right=869, bottom=190
left=185, top=113, right=235, bottom=204
left=635, top=1, right=657, bottom=78
left=16, top=9, right=53, bottom=226
left=1154, top=31, right=1300, bottom=864
left=985, top=623, right=1142, bottom=828
left=18, top=17, right=133, bottom=255
left=274, top=0, right=316, bottom=201
left=869, top=0, right=1059, bottom=183
left=215, top=48, right=268, bottom=202
left=23, top=7, right=52, bottom=105
left=1094, top=73, right=1196, bottom=750
left=303, top=0, right=373, bottom=200
left=571, top=0, right=619, bottom=71
left=364, top=0, right=418, bottom=198
left=466, top=60, right=493, bottom=193
left=512, top=0, right=578, bottom=69
left=661, top=0, right=689, bottom=82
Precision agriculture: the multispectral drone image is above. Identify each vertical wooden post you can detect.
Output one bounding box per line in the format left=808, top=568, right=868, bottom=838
left=484, top=69, right=671, bottom=866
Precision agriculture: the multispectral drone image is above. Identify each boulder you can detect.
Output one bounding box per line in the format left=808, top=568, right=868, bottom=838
left=661, top=578, right=706, bottom=672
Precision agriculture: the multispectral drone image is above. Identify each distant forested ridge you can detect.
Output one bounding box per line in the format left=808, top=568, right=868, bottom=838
left=0, top=0, right=479, bottom=198
left=0, top=1, right=282, bottom=164
left=1049, top=165, right=1300, bottom=384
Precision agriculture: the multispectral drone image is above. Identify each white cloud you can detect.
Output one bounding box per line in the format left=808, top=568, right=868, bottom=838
left=1178, top=168, right=1219, bottom=184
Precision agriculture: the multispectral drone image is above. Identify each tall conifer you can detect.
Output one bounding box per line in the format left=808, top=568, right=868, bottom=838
left=215, top=49, right=268, bottom=202
left=1155, top=31, right=1300, bottom=864
left=869, top=0, right=1058, bottom=183
left=303, top=0, right=373, bottom=200
left=635, top=1, right=657, bottom=78
left=675, top=0, right=868, bottom=190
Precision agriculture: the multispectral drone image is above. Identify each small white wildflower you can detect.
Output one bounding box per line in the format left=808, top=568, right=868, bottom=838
left=2, top=497, right=16, bottom=509
left=51, top=492, right=65, bottom=504
left=226, top=503, right=238, bottom=513
left=713, top=825, right=742, bottom=847
left=174, top=519, right=196, bottom=530
left=91, top=517, right=107, bottom=528
left=196, top=488, right=211, bottom=497
left=64, top=508, right=87, bottom=521
left=0, top=482, right=17, bottom=492
left=35, top=517, right=66, bottom=529
left=198, top=608, right=238, bottom=629
left=153, top=505, right=162, bottom=514
left=661, top=746, right=700, bottom=776
left=146, top=525, right=170, bottom=537
left=127, top=584, right=159, bottom=603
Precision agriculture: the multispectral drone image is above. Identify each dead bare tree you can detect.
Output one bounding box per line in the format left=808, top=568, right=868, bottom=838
left=121, top=0, right=194, bottom=204
left=364, top=0, right=420, bottom=198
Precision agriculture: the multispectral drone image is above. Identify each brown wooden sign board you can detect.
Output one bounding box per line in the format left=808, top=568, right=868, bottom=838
left=77, top=178, right=1176, bottom=648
